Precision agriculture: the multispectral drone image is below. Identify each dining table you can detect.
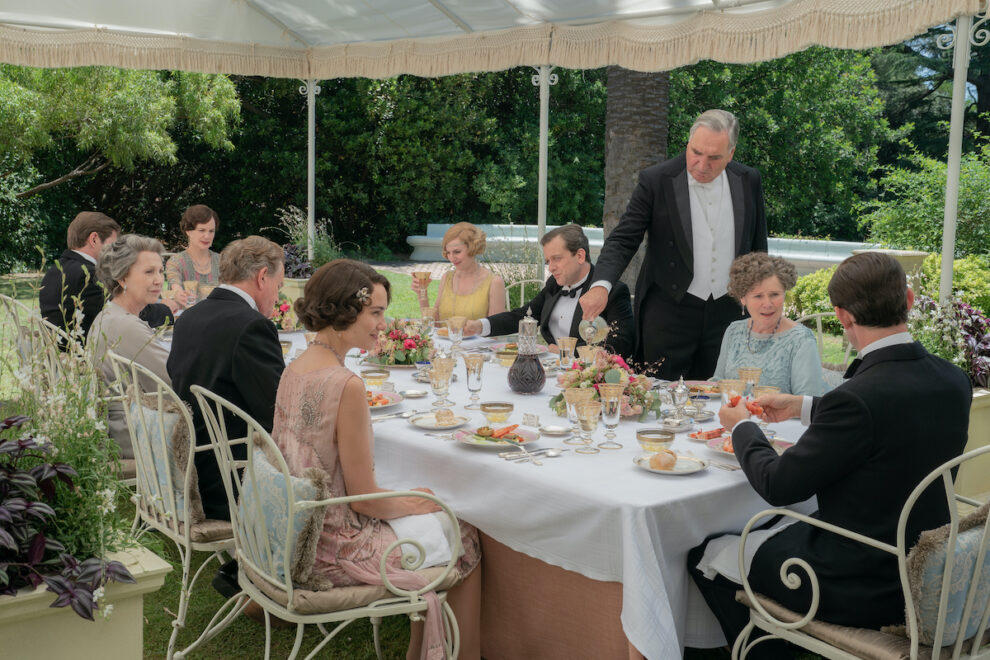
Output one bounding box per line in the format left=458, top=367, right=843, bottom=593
left=301, top=332, right=820, bottom=660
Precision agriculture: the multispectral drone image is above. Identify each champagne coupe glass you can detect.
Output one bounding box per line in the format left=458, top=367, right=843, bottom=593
left=446, top=315, right=467, bottom=355
left=737, top=366, right=763, bottom=397
left=429, top=356, right=456, bottom=411
left=412, top=271, right=433, bottom=311
left=558, top=336, right=578, bottom=370
left=575, top=401, right=602, bottom=455
left=562, top=387, right=595, bottom=446
left=597, top=383, right=625, bottom=450
left=462, top=353, right=485, bottom=410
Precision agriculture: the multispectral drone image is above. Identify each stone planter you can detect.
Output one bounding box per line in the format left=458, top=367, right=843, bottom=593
left=850, top=248, right=929, bottom=279
left=956, top=387, right=990, bottom=499
left=281, top=277, right=308, bottom=306
left=0, top=545, right=171, bottom=659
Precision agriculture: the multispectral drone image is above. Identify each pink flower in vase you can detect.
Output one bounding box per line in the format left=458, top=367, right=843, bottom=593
left=403, top=338, right=417, bottom=350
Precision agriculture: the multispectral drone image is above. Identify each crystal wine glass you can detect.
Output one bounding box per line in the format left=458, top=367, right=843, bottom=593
left=447, top=315, right=467, bottom=355
left=428, top=356, right=456, bottom=411
left=557, top=336, right=578, bottom=370
left=575, top=401, right=602, bottom=455
left=412, top=271, right=433, bottom=311
left=419, top=306, right=435, bottom=337
left=462, top=353, right=485, bottom=410
left=562, top=387, right=595, bottom=446
left=597, top=383, right=624, bottom=449
left=737, top=366, right=763, bottom=397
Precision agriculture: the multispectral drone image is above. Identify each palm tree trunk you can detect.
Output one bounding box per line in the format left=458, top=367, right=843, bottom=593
left=602, top=66, right=670, bottom=291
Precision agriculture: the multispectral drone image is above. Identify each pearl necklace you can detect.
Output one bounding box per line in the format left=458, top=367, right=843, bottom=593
left=746, top=316, right=782, bottom=354
left=310, top=338, right=347, bottom=365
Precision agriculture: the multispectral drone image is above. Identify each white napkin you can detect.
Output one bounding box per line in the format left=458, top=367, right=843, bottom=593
left=695, top=519, right=797, bottom=584
left=386, top=512, right=454, bottom=569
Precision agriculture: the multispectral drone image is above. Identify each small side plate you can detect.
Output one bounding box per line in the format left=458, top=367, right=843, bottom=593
left=538, top=424, right=571, bottom=437
left=410, top=413, right=469, bottom=430
left=399, top=389, right=429, bottom=399
left=633, top=453, right=709, bottom=475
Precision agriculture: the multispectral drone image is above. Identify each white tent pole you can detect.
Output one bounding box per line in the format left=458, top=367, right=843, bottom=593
left=300, top=79, right=321, bottom=260
left=939, top=16, right=973, bottom=302
left=532, top=66, right=557, bottom=241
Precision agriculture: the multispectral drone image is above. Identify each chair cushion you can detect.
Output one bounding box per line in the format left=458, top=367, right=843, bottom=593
left=738, top=590, right=990, bottom=660
left=243, top=563, right=463, bottom=615
left=238, top=447, right=329, bottom=588
left=129, top=393, right=204, bottom=525
left=905, top=501, right=990, bottom=646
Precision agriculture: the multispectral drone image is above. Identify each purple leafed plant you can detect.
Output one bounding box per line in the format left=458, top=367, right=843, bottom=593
left=0, top=415, right=134, bottom=620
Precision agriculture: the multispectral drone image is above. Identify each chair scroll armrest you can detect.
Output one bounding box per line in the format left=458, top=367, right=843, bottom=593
left=737, top=508, right=898, bottom=630
left=297, top=489, right=463, bottom=599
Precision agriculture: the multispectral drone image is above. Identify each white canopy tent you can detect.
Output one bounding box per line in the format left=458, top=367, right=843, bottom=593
left=0, top=1, right=984, bottom=653
left=0, top=0, right=980, bottom=300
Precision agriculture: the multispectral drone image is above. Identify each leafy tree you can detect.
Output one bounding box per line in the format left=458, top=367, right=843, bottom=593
left=858, top=142, right=990, bottom=258
left=668, top=47, right=894, bottom=240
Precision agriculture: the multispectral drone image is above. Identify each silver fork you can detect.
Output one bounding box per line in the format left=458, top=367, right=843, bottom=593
left=711, top=462, right=741, bottom=471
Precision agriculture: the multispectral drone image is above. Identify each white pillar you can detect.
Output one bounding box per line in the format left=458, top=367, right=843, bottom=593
left=940, top=16, right=973, bottom=302
left=306, top=79, right=318, bottom=261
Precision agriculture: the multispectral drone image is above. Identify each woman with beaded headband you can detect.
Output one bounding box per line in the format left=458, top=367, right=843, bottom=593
left=411, top=222, right=506, bottom=320
left=711, top=252, right=829, bottom=395
left=274, top=258, right=482, bottom=659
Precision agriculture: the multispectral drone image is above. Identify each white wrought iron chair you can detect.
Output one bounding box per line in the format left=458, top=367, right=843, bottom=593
left=504, top=278, right=546, bottom=310
left=190, top=384, right=464, bottom=660
left=794, top=312, right=854, bottom=389
left=734, top=444, right=990, bottom=660
left=0, top=293, right=78, bottom=386
left=107, top=351, right=236, bottom=660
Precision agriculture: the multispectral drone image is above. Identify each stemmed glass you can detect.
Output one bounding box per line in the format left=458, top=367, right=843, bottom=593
left=576, top=345, right=599, bottom=364
left=428, top=356, right=456, bottom=411
left=753, top=385, right=779, bottom=436
left=562, top=387, right=595, bottom=445
left=462, top=353, right=485, bottom=410
left=668, top=377, right=690, bottom=422
left=737, top=366, right=763, bottom=397
left=597, top=383, right=624, bottom=450
left=447, top=315, right=467, bottom=355
left=558, top=336, right=577, bottom=370
left=575, top=401, right=602, bottom=455
left=412, top=271, right=433, bottom=311
left=419, top=306, right=435, bottom=338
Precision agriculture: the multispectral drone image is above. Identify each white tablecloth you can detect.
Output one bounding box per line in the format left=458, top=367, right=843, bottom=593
left=356, top=340, right=816, bottom=659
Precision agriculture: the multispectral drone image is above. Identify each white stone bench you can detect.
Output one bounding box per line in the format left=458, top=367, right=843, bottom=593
left=407, top=224, right=603, bottom=263
left=406, top=224, right=874, bottom=274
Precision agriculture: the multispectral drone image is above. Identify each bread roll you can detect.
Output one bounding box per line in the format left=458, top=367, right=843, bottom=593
left=649, top=449, right=677, bottom=471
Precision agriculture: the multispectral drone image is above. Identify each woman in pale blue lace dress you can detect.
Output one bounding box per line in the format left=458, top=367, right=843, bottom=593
left=712, top=253, right=829, bottom=396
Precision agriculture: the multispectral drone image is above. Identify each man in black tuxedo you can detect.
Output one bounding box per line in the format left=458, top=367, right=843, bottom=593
left=580, top=109, right=767, bottom=379
left=39, top=211, right=120, bottom=338
left=167, top=236, right=285, bottom=522
left=689, top=252, right=972, bottom=656
left=464, top=224, right=635, bottom=358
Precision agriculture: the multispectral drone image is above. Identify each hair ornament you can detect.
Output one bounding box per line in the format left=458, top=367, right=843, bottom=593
left=355, top=286, right=371, bottom=305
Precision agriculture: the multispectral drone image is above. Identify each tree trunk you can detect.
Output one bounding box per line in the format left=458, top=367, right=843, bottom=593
left=602, top=66, right=669, bottom=292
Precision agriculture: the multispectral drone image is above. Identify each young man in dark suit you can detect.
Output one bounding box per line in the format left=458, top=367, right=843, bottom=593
left=464, top=224, right=635, bottom=359
left=39, top=211, right=120, bottom=338
left=580, top=109, right=767, bottom=379
left=689, top=252, right=972, bottom=656
left=167, top=236, right=286, bottom=522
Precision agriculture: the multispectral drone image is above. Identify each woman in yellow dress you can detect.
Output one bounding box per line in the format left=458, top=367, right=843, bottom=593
left=412, top=222, right=506, bottom=320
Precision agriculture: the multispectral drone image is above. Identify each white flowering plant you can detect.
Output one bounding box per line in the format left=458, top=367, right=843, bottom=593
left=908, top=294, right=990, bottom=388
left=1, top=309, right=136, bottom=619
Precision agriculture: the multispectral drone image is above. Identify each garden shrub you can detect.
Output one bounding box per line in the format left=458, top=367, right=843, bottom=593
left=787, top=265, right=843, bottom=334
left=917, top=254, right=990, bottom=317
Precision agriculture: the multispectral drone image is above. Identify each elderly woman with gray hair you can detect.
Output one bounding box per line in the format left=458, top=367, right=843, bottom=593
left=711, top=252, right=829, bottom=396
left=89, top=234, right=172, bottom=471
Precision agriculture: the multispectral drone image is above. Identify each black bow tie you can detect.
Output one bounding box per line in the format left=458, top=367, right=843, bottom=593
left=843, top=357, right=863, bottom=379
left=561, top=286, right=581, bottom=299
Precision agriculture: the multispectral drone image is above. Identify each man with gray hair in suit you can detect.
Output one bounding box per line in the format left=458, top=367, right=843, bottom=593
left=580, top=109, right=767, bottom=379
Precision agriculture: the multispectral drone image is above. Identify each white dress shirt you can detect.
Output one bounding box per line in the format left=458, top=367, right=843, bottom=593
left=72, top=249, right=97, bottom=266
left=548, top=272, right=589, bottom=342
left=218, top=283, right=259, bottom=312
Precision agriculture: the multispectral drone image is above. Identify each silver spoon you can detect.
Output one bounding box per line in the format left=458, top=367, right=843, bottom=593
left=516, top=448, right=567, bottom=463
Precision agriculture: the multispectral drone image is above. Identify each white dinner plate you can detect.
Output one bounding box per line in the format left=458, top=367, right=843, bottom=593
left=453, top=427, right=540, bottom=448
left=410, top=413, right=469, bottom=430
left=633, top=453, right=709, bottom=475
left=705, top=437, right=793, bottom=457
left=490, top=341, right=550, bottom=355
left=367, top=390, right=403, bottom=412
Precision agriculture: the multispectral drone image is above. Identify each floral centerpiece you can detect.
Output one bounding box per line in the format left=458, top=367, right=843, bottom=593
left=271, top=299, right=297, bottom=330
left=909, top=294, right=990, bottom=388
left=364, top=319, right=433, bottom=366
left=549, top=351, right=659, bottom=421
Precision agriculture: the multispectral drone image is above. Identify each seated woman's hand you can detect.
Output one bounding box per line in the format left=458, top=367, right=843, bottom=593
left=404, top=487, right=442, bottom=515
left=410, top=276, right=430, bottom=292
